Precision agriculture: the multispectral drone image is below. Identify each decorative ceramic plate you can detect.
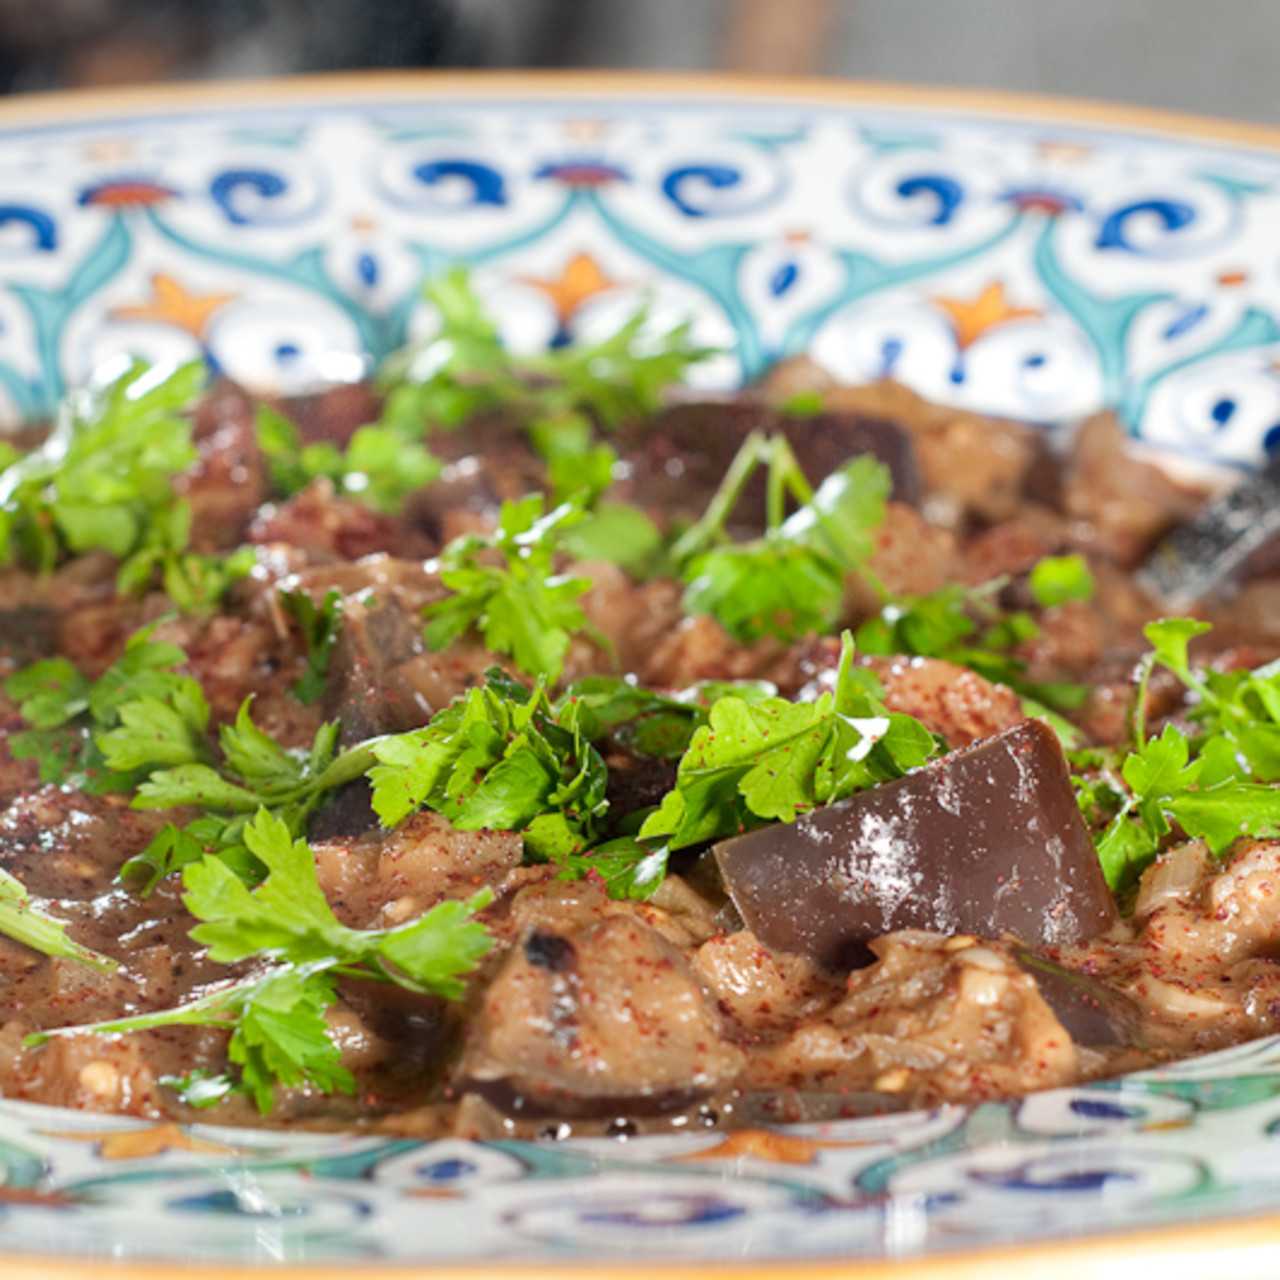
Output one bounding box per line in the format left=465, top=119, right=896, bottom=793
left=6, top=72, right=1280, bottom=1280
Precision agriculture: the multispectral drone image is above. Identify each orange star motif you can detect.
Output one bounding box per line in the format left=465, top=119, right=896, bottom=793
left=522, top=254, right=619, bottom=328
left=41, top=1122, right=242, bottom=1161
left=112, top=273, right=237, bottom=341
left=563, top=118, right=610, bottom=143
left=83, top=137, right=136, bottom=163
left=678, top=1128, right=823, bottom=1165
left=1036, top=139, right=1093, bottom=164
left=932, top=281, right=1041, bottom=351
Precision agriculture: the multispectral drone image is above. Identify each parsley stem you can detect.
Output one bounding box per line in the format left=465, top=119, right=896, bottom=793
left=0, top=867, right=117, bottom=973
left=24, top=982, right=241, bottom=1047
left=313, top=742, right=381, bottom=793
left=765, top=444, right=790, bottom=532
left=768, top=440, right=819, bottom=524
left=1131, top=652, right=1156, bottom=752
left=670, top=430, right=772, bottom=563
left=772, top=443, right=891, bottom=593
left=670, top=431, right=821, bottom=561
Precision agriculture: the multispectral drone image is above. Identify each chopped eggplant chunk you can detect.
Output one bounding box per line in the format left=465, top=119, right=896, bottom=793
left=617, top=400, right=920, bottom=528
left=462, top=911, right=745, bottom=1116
left=1010, top=948, right=1148, bottom=1048
left=714, top=720, right=1119, bottom=970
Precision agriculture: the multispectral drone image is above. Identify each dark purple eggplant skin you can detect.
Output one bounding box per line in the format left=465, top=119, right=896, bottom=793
left=617, top=402, right=921, bottom=531
left=714, top=719, right=1120, bottom=971
left=1011, top=948, right=1148, bottom=1048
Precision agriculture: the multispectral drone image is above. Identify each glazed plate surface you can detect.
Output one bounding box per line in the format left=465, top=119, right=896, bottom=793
left=5, top=71, right=1280, bottom=1279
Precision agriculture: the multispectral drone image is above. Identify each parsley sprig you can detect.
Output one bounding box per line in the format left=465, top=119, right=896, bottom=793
left=113, top=503, right=256, bottom=615
left=255, top=405, right=441, bottom=514
left=0, top=361, right=202, bottom=575
left=368, top=668, right=777, bottom=900
left=279, top=587, right=343, bottom=705
left=0, top=636, right=202, bottom=969
left=377, top=268, right=709, bottom=566
left=563, top=673, right=775, bottom=760
left=423, top=493, right=597, bottom=682
left=4, top=630, right=204, bottom=790
left=0, top=867, right=117, bottom=972
left=27, top=809, right=492, bottom=1113
left=672, top=432, right=891, bottom=643
left=639, top=632, right=940, bottom=850
left=4, top=629, right=375, bottom=889
left=123, top=703, right=375, bottom=890
left=369, top=669, right=608, bottom=863
left=378, top=266, right=715, bottom=438
left=1080, top=618, right=1280, bottom=890
left=856, top=557, right=1094, bottom=714
left=367, top=646, right=938, bottom=903
left=1084, top=722, right=1280, bottom=891
left=1135, top=617, right=1280, bottom=780
left=0, top=360, right=252, bottom=609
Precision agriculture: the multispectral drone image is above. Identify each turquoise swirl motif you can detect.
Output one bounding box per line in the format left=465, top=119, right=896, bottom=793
left=1033, top=212, right=1280, bottom=434
left=5, top=214, right=133, bottom=414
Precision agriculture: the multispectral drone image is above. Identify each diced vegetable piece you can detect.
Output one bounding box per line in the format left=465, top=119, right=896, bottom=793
left=779, top=410, right=922, bottom=507
left=620, top=402, right=921, bottom=526
left=1010, top=948, right=1147, bottom=1048
left=714, top=718, right=1119, bottom=970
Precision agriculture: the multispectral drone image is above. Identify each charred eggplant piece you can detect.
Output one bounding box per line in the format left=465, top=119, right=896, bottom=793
left=619, top=402, right=920, bottom=530
left=310, top=596, right=426, bottom=839
left=1138, top=451, right=1280, bottom=610
left=0, top=605, right=57, bottom=666
left=615, top=401, right=774, bottom=531
left=462, top=914, right=745, bottom=1115
left=778, top=411, right=921, bottom=507
left=461, top=1077, right=713, bottom=1121
left=714, top=719, right=1119, bottom=970
left=320, top=595, right=424, bottom=744
left=1011, top=948, right=1148, bottom=1048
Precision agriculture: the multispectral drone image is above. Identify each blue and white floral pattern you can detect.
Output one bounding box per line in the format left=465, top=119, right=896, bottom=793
left=5, top=1040, right=1280, bottom=1267
left=6, top=80, right=1280, bottom=1272
left=4, top=85, right=1280, bottom=465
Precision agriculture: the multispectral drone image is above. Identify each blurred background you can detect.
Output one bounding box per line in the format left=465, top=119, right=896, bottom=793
left=0, top=0, right=1274, bottom=126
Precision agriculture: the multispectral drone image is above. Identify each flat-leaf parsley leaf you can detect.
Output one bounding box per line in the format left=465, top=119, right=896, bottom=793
left=27, top=809, right=492, bottom=1112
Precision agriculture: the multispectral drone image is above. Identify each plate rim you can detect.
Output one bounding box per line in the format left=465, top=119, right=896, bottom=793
left=7, top=1204, right=1280, bottom=1279
left=1, top=67, right=1280, bottom=155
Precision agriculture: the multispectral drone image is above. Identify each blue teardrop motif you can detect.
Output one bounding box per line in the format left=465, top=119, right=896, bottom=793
left=770, top=262, right=799, bottom=297
left=1163, top=303, right=1208, bottom=340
